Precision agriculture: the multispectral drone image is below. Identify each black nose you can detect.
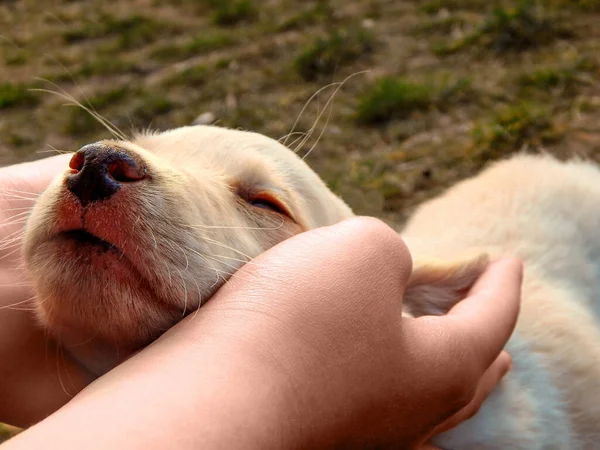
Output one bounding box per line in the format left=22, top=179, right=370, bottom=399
left=67, top=144, right=147, bottom=207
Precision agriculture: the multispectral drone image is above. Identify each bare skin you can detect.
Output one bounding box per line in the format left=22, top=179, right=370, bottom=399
left=0, top=156, right=521, bottom=448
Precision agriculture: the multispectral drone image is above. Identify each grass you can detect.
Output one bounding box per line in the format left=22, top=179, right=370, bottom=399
left=3, top=49, right=29, bottom=66
left=294, top=26, right=376, bottom=81
left=63, top=14, right=179, bottom=50
left=356, top=75, right=475, bottom=124
left=2, top=0, right=600, bottom=222
left=356, top=77, right=434, bottom=123
left=206, top=0, right=258, bottom=26
left=0, top=83, right=39, bottom=109
left=129, top=94, right=176, bottom=126
left=472, top=101, right=559, bottom=155
left=517, top=57, right=597, bottom=93
left=433, top=0, right=571, bottom=55
left=275, top=2, right=333, bottom=31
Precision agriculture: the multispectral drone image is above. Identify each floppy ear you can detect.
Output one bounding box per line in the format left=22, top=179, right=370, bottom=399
left=403, top=253, right=489, bottom=317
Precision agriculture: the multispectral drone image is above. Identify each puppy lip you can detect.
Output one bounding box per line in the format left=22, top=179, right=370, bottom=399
left=56, top=229, right=119, bottom=253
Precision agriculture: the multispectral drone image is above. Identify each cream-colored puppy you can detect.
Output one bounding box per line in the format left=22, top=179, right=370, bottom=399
left=23, top=125, right=600, bottom=448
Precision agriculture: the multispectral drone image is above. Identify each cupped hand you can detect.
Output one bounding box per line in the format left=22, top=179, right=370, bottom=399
left=3, top=213, right=522, bottom=450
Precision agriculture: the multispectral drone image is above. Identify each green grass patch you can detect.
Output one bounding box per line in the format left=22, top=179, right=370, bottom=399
left=356, top=77, right=433, bottom=124
left=472, top=102, right=559, bottom=155
left=517, top=56, right=597, bottom=93
left=0, top=83, right=39, bottom=109
left=63, top=14, right=179, bottom=49
left=206, top=0, right=258, bottom=26
left=130, top=94, right=175, bottom=125
left=433, top=1, right=571, bottom=55
left=276, top=2, right=333, bottom=31
left=519, top=66, right=576, bottom=88
left=356, top=75, right=475, bottom=124
left=294, top=26, right=376, bottom=81
left=3, top=48, right=29, bottom=66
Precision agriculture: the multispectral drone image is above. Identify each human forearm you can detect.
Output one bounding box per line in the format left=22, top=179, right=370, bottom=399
left=2, top=311, right=313, bottom=450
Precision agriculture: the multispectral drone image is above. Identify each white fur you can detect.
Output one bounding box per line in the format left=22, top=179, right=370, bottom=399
left=404, top=155, right=600, bottom=449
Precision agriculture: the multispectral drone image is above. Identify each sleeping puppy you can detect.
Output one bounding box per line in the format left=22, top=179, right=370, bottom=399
left=23, top=125, right=600, bottom=448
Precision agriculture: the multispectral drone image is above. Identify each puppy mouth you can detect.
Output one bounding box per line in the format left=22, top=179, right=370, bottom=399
left=51, top=229, right=147, bottom=284
left=58, top=229, right=118, bottom=252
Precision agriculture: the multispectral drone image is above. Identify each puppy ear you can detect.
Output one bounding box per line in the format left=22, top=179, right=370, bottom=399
left=403, top=254, right=489, bottom=317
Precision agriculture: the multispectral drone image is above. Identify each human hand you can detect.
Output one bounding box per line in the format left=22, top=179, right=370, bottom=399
left=4, top=216, right=522, bottom=450
left=0, top=154, right=89, bottom=427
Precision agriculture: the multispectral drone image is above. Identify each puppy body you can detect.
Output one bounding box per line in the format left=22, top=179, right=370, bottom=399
left=23, top=126, right=600, bottom=447
left=404, top=155, right=600, bottom=449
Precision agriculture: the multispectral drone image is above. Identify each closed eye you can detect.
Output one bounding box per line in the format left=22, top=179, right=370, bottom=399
left=248, top=194, right=288, bottom=216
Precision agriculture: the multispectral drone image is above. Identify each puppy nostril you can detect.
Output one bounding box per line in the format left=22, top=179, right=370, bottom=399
left=108, top=160, right=146, bottom=183
left=69, top=151, right=85, bottom=172
left=67, top=144, right=147, bottom=206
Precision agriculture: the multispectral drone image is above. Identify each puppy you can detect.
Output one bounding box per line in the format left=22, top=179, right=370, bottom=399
left=23, top=125, right=600, bottom=448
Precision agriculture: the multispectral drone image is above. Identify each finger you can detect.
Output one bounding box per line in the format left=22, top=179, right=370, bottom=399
left=0, top=154, right=71, bottom=196
left=432, top=351, right=512, bottom=435
left=446, top=257, right=523, bottom=371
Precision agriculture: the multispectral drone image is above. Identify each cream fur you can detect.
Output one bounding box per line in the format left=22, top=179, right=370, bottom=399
left=403, top=155, right=600, bottom=449
left=24, top=126, right=353, bottom=374
left=23, top=125, right=600, bottom=447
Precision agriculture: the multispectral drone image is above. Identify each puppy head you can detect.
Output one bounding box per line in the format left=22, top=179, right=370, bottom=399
left=23, top=125, right=354, bottom=370
left=404, top=253, right=490, bottom=317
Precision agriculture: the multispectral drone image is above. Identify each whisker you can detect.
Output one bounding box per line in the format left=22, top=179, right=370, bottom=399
left=278, top=131, right=307, bottom=144
left=202, top=254, right=244, bottom=273
left=296, top=71, right=369, bottom=156
left=0, top=217, right=29, bottom=230
left=0, top=246, right=23, bottom=261
left=35, top=60, right=129, bottom=142
left=37, top=144, right=71, bottom=155
left=182, top=221, right=284, bottom=232
left=0, top=295, right=37, bottom=311
left=1, top=187, right=41, bottom=198
left=176, top=269, right=188, bottom=316
left=205, top=253, right=255, bottom=266
left=2, top=207, right=34, bottom=212
left=56, top=345, right=72, bottom=398
left=0, top=229, right=26, bottom=248
left=282, top=80, right=345, bottom=147
left=302, top=88, right=336, bottom=161
left=200, top=236, right=254, bottom=262
left=31, top=83, right=127, bottom=142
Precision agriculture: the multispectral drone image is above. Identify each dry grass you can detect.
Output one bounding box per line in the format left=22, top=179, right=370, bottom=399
left=2, top=0, right=600, bottom=224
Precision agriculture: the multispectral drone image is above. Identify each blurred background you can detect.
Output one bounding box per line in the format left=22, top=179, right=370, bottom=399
left=2, top=0, right=600, bottom=225
left=1, top=0, right=600, bottom=441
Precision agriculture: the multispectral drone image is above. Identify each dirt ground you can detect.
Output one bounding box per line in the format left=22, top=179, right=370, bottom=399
left=3, top=0, right=600, bottom=227
left=2, top=0, right=600, bottom=438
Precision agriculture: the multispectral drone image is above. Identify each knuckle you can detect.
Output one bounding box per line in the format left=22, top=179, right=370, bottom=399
left=341, top=217, right=412, bottom=270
